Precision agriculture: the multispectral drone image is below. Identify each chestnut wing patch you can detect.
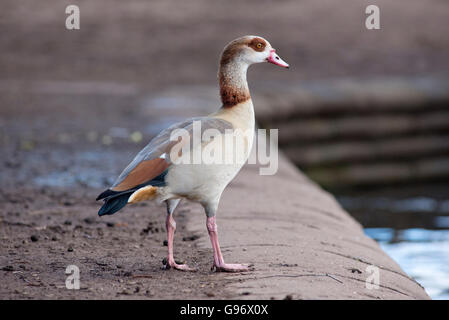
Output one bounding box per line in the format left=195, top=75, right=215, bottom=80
left=112, top=158, right=169, bottom=191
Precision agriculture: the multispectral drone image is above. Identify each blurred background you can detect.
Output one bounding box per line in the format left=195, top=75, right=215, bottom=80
left=1, top=0, right=448, bottom=298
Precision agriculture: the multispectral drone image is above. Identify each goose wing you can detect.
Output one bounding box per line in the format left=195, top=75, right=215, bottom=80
left=107, top=117, right=234, bottom=192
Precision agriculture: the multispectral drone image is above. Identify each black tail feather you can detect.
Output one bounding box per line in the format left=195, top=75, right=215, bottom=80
left=96, top=170, right=169, bottom=216
left=98, top=192, right=133, bottom=216
left=96, top=189, right=120, bottom=201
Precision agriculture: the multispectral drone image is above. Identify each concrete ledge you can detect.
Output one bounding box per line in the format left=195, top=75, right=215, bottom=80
left=187, top=153, right=430, bottom=299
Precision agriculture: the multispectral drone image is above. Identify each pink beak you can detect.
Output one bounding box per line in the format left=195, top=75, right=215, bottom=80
left=267, top=49, right=289, bottom=68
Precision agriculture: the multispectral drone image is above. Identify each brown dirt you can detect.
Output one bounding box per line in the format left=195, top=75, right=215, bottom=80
left=0, top=187, right=241, bottom=299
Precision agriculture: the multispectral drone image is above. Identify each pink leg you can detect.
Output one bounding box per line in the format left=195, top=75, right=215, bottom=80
left=164, top=214, right=194, bottom=271
left=206, top=216, right=250, bottom=272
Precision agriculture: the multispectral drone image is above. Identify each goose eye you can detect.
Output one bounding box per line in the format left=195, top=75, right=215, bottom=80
left=256, top=43, right=263, bottom=49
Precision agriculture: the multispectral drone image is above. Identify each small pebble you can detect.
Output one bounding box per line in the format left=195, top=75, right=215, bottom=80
left=30, top=235, right=39, bottom=242
left=145, top=290, right=153, bottom=296
left=83, top=218, right=94, bottom=224
left=350, top=268, right=362, bottom=274
left=182, top=235, right=200, bottom=242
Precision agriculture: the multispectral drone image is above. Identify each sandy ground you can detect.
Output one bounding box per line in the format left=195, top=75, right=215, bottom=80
left=0, top=0, right=443, bottom=299
left=0, top=187, right=241, bottom=299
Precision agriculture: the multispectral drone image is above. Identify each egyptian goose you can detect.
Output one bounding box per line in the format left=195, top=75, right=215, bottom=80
left=96, top=35, right=289, bottom=272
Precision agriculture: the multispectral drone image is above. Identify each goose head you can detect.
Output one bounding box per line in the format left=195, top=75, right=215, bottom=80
left=220, top=35, right=289, bottom=68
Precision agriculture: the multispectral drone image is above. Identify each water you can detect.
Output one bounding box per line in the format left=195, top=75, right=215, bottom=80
left=338, top=189, right=449, bottom=300
left=366, top=228, right=449, bottom=299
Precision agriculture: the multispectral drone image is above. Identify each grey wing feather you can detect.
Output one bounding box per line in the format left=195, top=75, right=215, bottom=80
left=111, top=117, right=233, bottom=188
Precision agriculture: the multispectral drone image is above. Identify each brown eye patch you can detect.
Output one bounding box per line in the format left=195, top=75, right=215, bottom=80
left=248, top=37, right=266, bottom=52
